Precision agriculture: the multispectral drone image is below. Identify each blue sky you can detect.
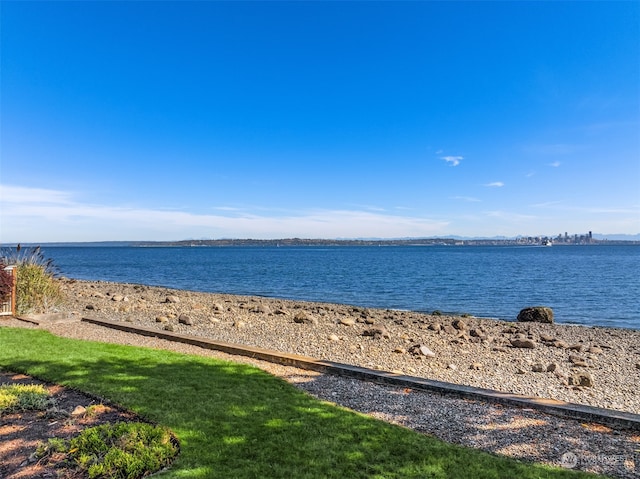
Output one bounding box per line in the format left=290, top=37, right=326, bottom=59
left=1, top=1, right=638, bottom=242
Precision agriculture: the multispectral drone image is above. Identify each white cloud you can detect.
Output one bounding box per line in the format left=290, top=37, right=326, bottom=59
left=0, top=184, right=450, bottom=242
left=483, top=210, right=538, bottom=221
left=530, top=200, right=563, bottom=208
left=441, top=156, right=463, bottom=167
left=0, top=184, right=74, bottom=204
left=523, top=143, right=585, bottom=155
left=549, top=161, right=561, bottom=167
left=484, top=182, right=504, bottom=187
left=451, top=196, right=481, bottom=202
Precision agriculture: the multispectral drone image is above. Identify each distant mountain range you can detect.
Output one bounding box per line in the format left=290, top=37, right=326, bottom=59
left=591, top=233, right=640, bottom=241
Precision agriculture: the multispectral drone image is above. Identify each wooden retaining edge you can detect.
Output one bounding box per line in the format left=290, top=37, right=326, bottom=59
left=81, top=317, right=640, bottom=431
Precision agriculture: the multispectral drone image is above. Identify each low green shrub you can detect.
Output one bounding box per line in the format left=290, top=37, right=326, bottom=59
left=0, top=383, right=50, bottom=414
left=60, top=422, right=179, bottom=479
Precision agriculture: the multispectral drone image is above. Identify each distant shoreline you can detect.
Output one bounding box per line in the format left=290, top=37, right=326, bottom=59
left=6, top=238, right=640, bottom=247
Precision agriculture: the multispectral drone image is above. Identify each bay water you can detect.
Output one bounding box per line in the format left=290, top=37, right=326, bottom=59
left=41, top=245, right=639, bottom=330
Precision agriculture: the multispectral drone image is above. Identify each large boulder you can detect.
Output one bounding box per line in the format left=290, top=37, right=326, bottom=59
left=517, top=306, right=554, bottom=324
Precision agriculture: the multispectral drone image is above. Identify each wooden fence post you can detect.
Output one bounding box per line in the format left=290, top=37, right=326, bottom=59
left=1, top=266, right=16, bottom=317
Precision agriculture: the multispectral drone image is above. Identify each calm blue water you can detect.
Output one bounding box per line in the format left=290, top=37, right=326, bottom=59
left=41, top=245, right=639, bottom=330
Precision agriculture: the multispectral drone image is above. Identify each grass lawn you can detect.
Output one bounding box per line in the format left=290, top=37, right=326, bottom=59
left=0, top=327, right=604, bottom=478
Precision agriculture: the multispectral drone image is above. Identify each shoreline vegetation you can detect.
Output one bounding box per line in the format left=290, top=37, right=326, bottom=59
left=50, top=278, right=640, bottom=415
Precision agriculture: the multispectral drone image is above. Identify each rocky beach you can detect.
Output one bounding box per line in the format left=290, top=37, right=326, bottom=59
left=51, top=278, right=640, bottom=415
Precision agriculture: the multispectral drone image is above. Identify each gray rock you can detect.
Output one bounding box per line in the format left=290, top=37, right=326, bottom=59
left=469, top=328, right=484, bottom=338
left=363, top=327, right=391, bottom=339
left=568, top=372, right=594, bottom=387
left=567, top=344, right=584, bottom=352
left=553, top=340, right=569, bottom=349
left=293, top=311, right=316, bottom=324
left=166, top=295, right=180, bottom=304
left=111, top=294, right=125, bottom=302
left=442, top=325, right=457, bottom=335
left=517, top=306, right=554, bottom=324
left=71, top=405, right=86, bottom=417
left=587, top=346, right=603, bottom=355
left=531, top=363, right=546, bottom=373
left=411, top=345, right=436, bottom=357
left=569, top=354, right=586, bottom=364
left=428, top=323, right=442, bottom=332
left=539, top=333, right=555, bottom=342
left=85, top=304, right=95, bottom=310
left=178, top=314, right=193, bottom=325
left=452, top=319, right=466, bottom=330
left=339, top=318, right=356, bottom=326
left=251, top=304, right=270, bottom=314
left=164, top=324, right=175, bottom=332
left=547, top=363, right=559, bottom=372
left=510, top=338, right=536, bottom=349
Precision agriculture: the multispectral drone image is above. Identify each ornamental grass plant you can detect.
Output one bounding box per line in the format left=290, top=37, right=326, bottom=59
left=0, top=245, right=63, bottom=314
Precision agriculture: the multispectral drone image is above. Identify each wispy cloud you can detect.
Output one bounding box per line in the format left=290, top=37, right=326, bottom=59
left=484, top=182, right=504, bottom=187
left=531, top=200, right=639, bottom=215
left=523, top=143, right=585, bottom=156
left=0, top=185, right=74, bottom=205
left=483, top=210, right=538, bottom=221
left=530, top=200, right=563, bottom=208
left=441, top=156, right=463, bottom=167
left=0, top=184, right=450, bottom=242
left=451, top=196, right=481, bottom=203
left=549, top=161, right=561, bottom=167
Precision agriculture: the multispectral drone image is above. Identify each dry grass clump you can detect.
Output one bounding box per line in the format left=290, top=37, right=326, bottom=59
left=0, top=245, right=63, bottom=314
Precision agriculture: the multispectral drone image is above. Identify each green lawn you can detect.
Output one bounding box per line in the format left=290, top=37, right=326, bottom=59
left=0, top=327, right=604, bottom=478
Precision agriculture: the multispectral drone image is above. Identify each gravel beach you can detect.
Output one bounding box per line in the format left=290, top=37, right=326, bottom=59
left=55, top=279, right=640, bottom=414
left=3, top=278, right=640, bottom=478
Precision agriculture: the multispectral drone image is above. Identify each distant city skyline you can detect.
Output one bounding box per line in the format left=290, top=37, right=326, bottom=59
left=1, top=1, right=638, bottom=243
